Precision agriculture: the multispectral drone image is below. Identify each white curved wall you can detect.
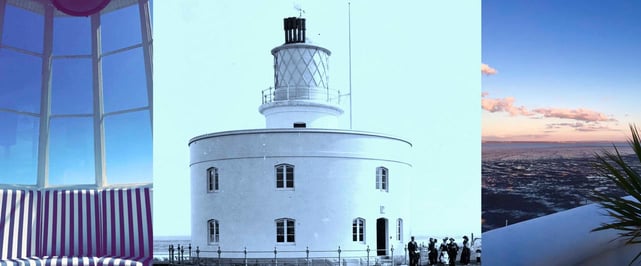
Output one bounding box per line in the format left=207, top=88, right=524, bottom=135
left=189, top=129, right=412, bottom=258
left=259, top=102, right=343, bottom=129
left=483, top=196, right=641, bottom=266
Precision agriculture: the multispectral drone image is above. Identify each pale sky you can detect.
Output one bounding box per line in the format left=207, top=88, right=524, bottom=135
left=482, top=1, right=641, bottom=142
left=154, top=0, right=480, bottom=238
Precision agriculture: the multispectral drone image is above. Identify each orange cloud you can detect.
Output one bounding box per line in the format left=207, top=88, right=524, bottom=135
left=481, top=63, right=497, bottom=75
left=481, top=95, right=531, bottom=116
left=532, top=108, right=616, bottom=123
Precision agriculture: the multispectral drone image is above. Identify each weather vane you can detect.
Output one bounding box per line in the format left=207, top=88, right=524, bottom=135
left=294, top=3, right=305, bottom=17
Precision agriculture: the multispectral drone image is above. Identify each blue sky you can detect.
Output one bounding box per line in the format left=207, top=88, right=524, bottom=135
left=154, top=0, right=480, bottom=237
left=0, top=3, right=152, bottom=186
left=482, top=1, right=641, bottom=142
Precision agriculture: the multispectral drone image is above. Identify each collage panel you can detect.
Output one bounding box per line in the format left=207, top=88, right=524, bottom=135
left=153, top=0, right=480, bottom=265
left=483, top=1, right=641, bottom=265
left=0, top=1, right=153, bottom=265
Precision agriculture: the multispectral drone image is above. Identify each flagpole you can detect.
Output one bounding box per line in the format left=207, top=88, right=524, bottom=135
left=348, top=1, right=353, bottom=129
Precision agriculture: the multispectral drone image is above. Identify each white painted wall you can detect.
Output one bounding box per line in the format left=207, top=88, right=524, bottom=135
left=189, top=129, right=412, bottom=258
left=483, top=197, right=641, bottom=266
left=259, top=102, right=343, bottom=129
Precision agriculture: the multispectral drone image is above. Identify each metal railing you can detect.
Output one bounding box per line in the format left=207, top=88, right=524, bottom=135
left=261, top=86, right=341, bottom=105
left=156, top=244, right=407, bottom=266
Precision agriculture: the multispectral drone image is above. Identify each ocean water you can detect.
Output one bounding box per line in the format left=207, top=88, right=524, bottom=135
left=482, top=141, right=639, bottom=232
left=153, top=236, right=191, bottom=260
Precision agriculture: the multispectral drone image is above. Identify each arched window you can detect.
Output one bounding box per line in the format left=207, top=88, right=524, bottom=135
left=208, top=219, right=219, bottom=244
left=396, top=218, right=403, bottom=241
left=376, top=167, right=388, bottom=192
left=275, top=164, right=294, bottom=189
left=275, top=218, right=295, bottom=243
left=353, top=218, right=366, bottom=242
left=207, top=167, right=219, bottom=192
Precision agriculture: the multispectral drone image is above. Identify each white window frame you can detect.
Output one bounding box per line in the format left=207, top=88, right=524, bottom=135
left=208, top=219, right=219, bottom=244
left=353, top=218, right=366, bottom=243
left=207, top=167, right=219, bottom=192
left=276, top=218, right=296, bottom=244
left=376, top=167, right=389, bottom=192
left=275, top=164, right=294, bottom=189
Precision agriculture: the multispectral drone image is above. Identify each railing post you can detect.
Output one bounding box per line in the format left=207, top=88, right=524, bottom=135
left=176, top=244, right=180, bottom=264
left=306, top=246, right=310, bottom=262
left=180, top=245, right=185, bottom=264
left=189, top=244, right=192, bottom=262
left=217, top=246, right=221, bottom=266
left=337, top=246, right=341, bottom=266
left=196, top=246, right=200, bottom=265
left=391, top=245, right=394, bottom=265
left=244, top=247, right=248, bottom=266
left=367, top=245, right=370, bottom=266
left=274, top=246, right=278, bottom=266
left=168, top=245, right=173, bottom=264
left=404, top=245, right=408, bottom=266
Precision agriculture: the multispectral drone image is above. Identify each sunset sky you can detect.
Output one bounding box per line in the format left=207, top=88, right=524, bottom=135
left=482, top=1, right=641, bottom=142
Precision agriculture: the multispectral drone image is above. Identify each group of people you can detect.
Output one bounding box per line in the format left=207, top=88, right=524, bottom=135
left=408, top=235, right=477, bottom=266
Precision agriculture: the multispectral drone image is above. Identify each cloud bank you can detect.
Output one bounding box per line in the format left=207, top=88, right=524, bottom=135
left=481, top=92, right=617, bottom=124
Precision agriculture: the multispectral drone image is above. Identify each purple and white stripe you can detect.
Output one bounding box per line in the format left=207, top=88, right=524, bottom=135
left=41, top=190, right=100, bottom=257
left=0, top=189, right=40, bottom=260
left=99, top=188, right=152, bottom=266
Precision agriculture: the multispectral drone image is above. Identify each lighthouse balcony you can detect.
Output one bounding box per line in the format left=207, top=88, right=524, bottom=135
left=261, top=86, right=341, bottom=105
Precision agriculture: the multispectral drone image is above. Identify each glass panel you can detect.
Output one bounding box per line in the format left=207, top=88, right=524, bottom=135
left=286, top=167, right=294, bottom=188
left=0, top=112, right=38, bottom=185
left=276, top=220, right=284, bottom=242
left=101, top=4, right=141, bottom=52
left=276, top=166, right=283, bottom=188
left=53, top=16, right=91, bottom=55
left=49, top=117, right=95, bottom=186
left=2, top=5, right=44, bottom=53
left=104, top=110, right=152, bottom=185
left=102, top=47, right=148, bottom=113
left=0, top=49, right=42, bottom=113
left=51, top=58, right=93, bottom=114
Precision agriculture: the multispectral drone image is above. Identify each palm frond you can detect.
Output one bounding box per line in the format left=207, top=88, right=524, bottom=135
left=590, top=124, right=641, bottom=266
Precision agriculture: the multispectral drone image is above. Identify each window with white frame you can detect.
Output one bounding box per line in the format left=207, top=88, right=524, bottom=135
left=276, top=218, right=295, bottom=243
left=275, top=164, right=294, bottom=189
left=376, top=167, right=388, bottom=192
left=208, top=219, right=219, bottom=244
left=353, top=218, right=365, bottom=242
left=207, top=167, right=219, bottom=192
left=396, top=218, right=403, bottom=241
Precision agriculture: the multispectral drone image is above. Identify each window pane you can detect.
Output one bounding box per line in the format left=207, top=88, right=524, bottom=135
left=2, top=5, right=43, bottom=53
left=104, top=110, right=152, bottom=185
left=102, top=47, right=148, bottom=113
left=0, top=112, right=38, bottom=185
left=0, top=49, right=42, bottom=113
left=49, top=117, right=95, bottom=186
left=286, top=167, right=294, bottom=187
left=51, top=58, right=93, bottom=115
left=53, top=16, right=91, bottom=55
left=276, top=166, right=283, bottom=188
left=352, top=223, right=357, bottom=241
left=101, top=4, right=142, bottom=52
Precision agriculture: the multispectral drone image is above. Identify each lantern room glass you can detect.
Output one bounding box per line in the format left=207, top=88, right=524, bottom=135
left=0, top=0, right=153, bottom=188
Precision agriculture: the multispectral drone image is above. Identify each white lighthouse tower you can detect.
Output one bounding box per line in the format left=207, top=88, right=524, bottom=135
left=189, top=17, right=413, bottom=261
left=259, top=17, right=342, bottom=129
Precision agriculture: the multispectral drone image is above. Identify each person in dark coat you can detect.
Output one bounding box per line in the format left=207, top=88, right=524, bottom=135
left=460, top=236, right=471, bottom=265
left=428, top=238, right=437, bottom=265
left=408, top=236, right=419, bottom=266
left=447, top=238, right=459, bottom=266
